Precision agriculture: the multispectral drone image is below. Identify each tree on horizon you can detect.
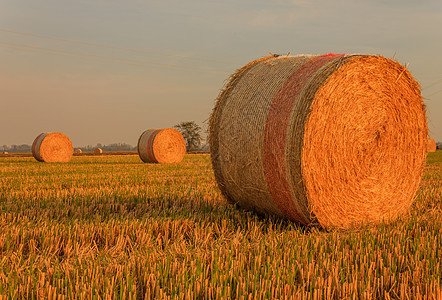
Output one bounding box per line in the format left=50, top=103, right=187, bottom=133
left=174, top=121, right=202, bottom=152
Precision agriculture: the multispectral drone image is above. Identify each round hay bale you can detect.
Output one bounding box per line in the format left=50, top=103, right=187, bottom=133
left=137, top=128, right=186, bottom=163
left=427, top=138, right=436, bottom=152
left=209, top=54, right=428, bottom=229
left=32, top=132, right=73, bottom=162
left=94, top=148, right=103, bottom=154
left=2, top=152, right=8, bottom=155
left=74, top=149, right=82, bottom=154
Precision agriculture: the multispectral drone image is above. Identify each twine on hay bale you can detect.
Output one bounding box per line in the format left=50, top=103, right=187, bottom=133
left=32, top=132, right=73, bottom=162
left=137, top=128, right=186, bottom=163
left=74, top=149, right=82, bottom=154
left=209, top=54, right=428, bottom=229
left=427, top=138, right=436, bottom=152
left=94, top=148, right=103, bottom=154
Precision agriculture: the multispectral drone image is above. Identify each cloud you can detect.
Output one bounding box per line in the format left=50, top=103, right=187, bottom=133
left=239, top=5, right=316, bottom=29
left=275, top=0, right=313, bottom=6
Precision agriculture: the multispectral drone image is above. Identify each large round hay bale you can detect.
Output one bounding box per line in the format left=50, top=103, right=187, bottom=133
left=427, top=138, right=436, bottom=152
left=209, top=54, right=428, bottom=229
left=74, top=149, right=82, bottom=154
left=94, top=148, right=103, bottom=154
left=32, top=132, right=73, bottom=162
left=137, top=128, right=186, bottom=163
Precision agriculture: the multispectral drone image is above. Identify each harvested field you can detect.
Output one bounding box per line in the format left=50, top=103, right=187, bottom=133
left=1, top=151, right=139, bottom=158
left=210, top=54, right=427, bottom=229
left=0, top=153, right=441, bottom=298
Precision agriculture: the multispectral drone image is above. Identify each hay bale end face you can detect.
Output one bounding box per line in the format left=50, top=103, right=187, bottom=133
left=137, top=128, right=186, bottom=163
left=94, top=148, right=103, bottom=154
left=74, top=149, right=82, bottom=154
left=427, top=138, right=436, bottom=152
left=32, top=132, right=73, bottom=162
left=209, top=54, right=428, bottom=229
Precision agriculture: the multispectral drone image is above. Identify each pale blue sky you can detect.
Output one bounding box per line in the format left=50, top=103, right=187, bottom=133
left=1, top=0, right=441, bottom=146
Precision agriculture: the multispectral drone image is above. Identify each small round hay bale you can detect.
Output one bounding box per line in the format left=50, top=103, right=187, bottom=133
left=427, top=138, right=436, bottom=152
left=94, top=148, right=103, bottom=154
left=137, top=128, right=186, bottom=163
left=210, top=54, right=428, bottom=229
left=32, top=132, right=73, bottom=162
left=74, top=149, right=82, bottom=154
left=2, top=152, right=8, bottom=155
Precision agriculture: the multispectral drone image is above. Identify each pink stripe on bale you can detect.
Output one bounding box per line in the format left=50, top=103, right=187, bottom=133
left=263, top=54, right=344, bottom=223
left=323, top=52, right=347, bottom=56
left=146, top=129, right=162, bottom=163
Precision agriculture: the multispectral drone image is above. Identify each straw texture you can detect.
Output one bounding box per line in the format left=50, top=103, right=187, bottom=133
left=94, top=148, right=103, bottom=154
left=32, top=132, right=73, bottom=163
left=209, top=54, right=428, bottom=229
left=137, top=128, right=186, bottom=163
left=427, top=138, right=436, bottom=152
